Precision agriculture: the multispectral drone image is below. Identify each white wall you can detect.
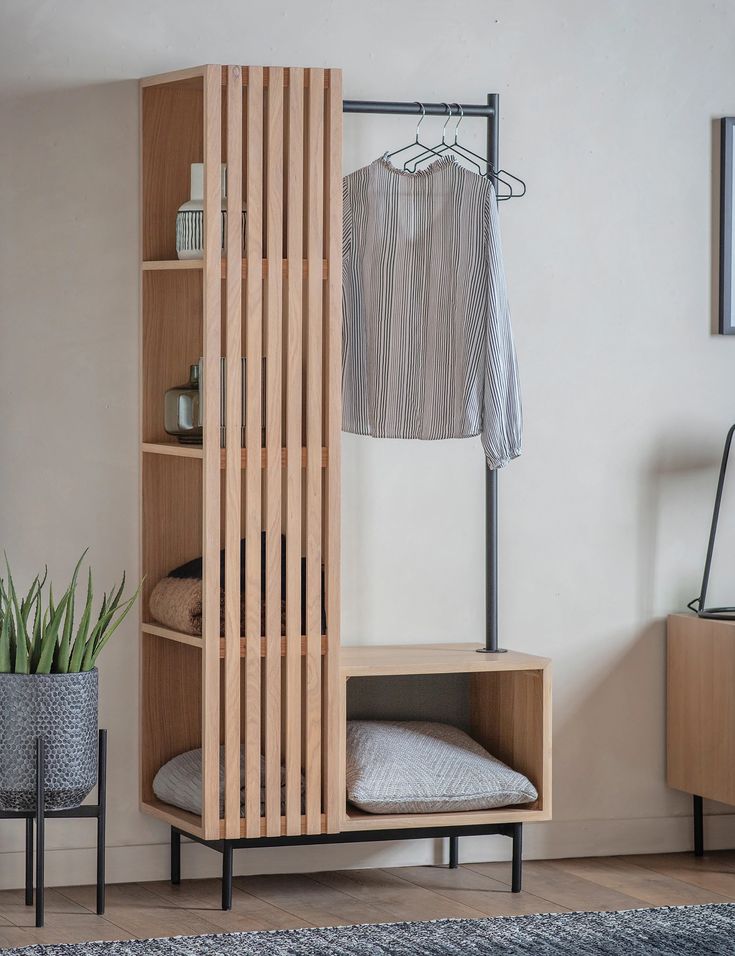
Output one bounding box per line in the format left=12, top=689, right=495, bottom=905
left=1, top=0, right=735, bottom=889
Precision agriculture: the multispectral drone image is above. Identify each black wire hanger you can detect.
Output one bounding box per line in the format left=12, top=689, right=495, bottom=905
left=384, top=102, right=446, bottom=170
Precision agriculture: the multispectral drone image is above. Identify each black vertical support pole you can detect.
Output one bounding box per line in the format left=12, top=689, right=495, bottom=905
left=24, top=817, right=33, bottom=906
left=511, top=823, right=523, bottom=892
left=96, top=729, right=107, bottom=915
left=693, top=794, right=704, bottom=857
left=448, top=835, right=459, bottom=869
left=222, top=842, right=233, bottom=910
left=35, top=737, right=45, bottom=928
left=171, top=828, right=182, bottom=885
left=479, top=93, right=505, bottom=654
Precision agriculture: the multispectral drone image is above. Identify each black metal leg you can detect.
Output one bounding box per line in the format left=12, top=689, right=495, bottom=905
left=171, top=828, right=181, bottom=885
left=96, top=730, right=107, bottom=915
left=694, top=794, right=704, bottom=857
left=221, top=843, right=233, bottom=911
left=35, top=737, right=45, bottom=928
left=24, top=817, right=33, bottom=906
left=448, top=836, right=459, bottom=869
left=511, top=823, right=522, bottom=893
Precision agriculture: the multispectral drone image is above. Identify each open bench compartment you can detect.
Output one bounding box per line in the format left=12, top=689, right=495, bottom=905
left=339, top=644, right=551, bottom=831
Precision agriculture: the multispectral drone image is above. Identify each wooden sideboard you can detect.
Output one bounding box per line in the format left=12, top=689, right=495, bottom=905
left=667, top=613, right=735, bottom=854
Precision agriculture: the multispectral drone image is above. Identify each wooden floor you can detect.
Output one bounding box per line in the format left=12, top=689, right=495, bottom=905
left=1, top=851, right=735, bottom=948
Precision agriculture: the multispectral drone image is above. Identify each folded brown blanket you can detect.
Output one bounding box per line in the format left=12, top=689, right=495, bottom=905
left=149, top=576, right=287, bottom=637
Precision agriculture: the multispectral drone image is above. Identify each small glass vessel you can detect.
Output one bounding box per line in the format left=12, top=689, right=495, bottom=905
left=164, top=364, right=202, bottom=444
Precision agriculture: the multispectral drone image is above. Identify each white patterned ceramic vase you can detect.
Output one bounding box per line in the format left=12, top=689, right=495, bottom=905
left=175, top=164, right=246, bottom=260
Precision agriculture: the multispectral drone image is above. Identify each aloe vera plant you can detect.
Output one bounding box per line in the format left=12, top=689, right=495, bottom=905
left=0, top=552, right=140, bottom=674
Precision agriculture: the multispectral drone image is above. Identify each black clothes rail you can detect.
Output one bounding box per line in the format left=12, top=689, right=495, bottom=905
left=342, top=95, right=506, bottom=654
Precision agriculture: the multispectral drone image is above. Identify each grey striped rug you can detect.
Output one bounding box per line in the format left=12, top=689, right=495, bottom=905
left=6, top=905, right=735, bottom=954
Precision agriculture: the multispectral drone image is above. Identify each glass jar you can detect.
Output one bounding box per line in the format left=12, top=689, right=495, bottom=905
left=164, top=364, right=202, bottom=444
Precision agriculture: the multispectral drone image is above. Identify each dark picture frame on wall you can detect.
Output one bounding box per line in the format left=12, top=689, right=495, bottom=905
left=720, top=117, right=735, bottom=334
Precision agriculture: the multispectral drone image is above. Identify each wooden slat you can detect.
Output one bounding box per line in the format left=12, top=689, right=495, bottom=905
left=284, top=67, right=305, bottom=836
left=244, top=66, right=264, bottom=838
left=201, top=64, right=222, bottom=839
left=264, top=66, right=285, bottom=837
left=224, top=64, right=244, bottom=840
left=304, top=67, right=325, bottom=834
left=323, top=68, right=342, bottom=833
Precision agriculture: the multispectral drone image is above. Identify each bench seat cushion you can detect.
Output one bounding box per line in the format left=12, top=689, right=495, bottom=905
left=346, top=720, right=537, bottom=814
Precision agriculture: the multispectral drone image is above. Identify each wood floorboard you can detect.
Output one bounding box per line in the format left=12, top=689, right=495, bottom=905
left=546, top=856, right=735, bottom=907
left=383, top=864, right=562, bottom=917
left=0, top=887, right=92, bottom=924
left=311, top=867, right=489, bottom=920
left=464, top=859, right=653, bottom=912
left=4, top=852, right=735, bottom=949
left=626, top=850, right=735, bottom=900
left=57, top=882, right=229, bottom=940
left=145, top=878, right=309, bottom=932
left=232, top=872, right=398, bottom=927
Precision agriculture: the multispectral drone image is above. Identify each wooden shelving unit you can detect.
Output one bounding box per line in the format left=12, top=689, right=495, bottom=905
left=140, top=63, right=342, bottom=842
left=140, top=65, right=552, bottom=900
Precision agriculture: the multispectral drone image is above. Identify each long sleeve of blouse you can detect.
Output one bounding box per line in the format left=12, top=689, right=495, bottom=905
left=341, top=154, right=522, bottom=470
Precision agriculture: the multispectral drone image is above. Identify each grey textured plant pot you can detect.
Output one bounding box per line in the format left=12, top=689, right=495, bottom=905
left=0, top=669, right=98, bottom=811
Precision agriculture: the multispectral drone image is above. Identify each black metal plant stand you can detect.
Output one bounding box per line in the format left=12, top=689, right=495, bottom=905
left=0, top=729, right=107, bottom=928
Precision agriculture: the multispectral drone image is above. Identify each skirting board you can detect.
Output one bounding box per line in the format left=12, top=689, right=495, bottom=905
left=0, top=814, right=734, bottom=891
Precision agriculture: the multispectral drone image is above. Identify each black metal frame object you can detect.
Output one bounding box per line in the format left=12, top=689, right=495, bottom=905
left=171, top=820, right=523, bottom=911
left=342, top=94, right=511, bottom=654
left=0, top=729, right=107, bottom=928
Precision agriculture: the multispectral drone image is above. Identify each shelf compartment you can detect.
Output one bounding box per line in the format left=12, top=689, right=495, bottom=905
left=139, top=797, right=327, bottom=838
left=142, top=259, right=328, bottom=278
left=340, top=644, right=552, bottom=831
left=141, top=623, right=328, bottom=657
left=142, top=442, right=329, bottom=467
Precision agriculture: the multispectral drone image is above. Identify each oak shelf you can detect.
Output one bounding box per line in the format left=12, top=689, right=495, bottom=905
left=140, top=797, right=326, bottom=841
left=142, top=442, right=328, bottom=467
left=142, top=623, right=328, bottom=657
left=142, top=259, right=328, bottom=278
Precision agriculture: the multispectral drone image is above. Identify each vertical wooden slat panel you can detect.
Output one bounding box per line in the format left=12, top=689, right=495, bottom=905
left=244, top=66, right=264, bottom=837
left=323, top=68, right=342, bottom=833
left=201, top=64, right=222, bottom=839
left=224, top=65, right=243, bottom=840
left=284, top=67, right=304, bottom=836
left=264, top=66, right=284, bottom=837
left=304, top=67, right=324, bottom=833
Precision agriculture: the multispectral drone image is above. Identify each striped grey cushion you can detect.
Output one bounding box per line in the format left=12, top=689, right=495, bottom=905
left=346, top=721, right=537, bottom=814
left=152, top=746, right=295, bottom=817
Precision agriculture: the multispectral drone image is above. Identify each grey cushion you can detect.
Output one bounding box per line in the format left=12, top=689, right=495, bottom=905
left=346, top=720, right=538, bottom=814
left=152, top=746, right=298, bottom=817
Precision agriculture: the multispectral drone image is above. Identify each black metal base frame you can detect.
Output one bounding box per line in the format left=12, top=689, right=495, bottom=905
left=0, top=729, right=107, bottom=928
left=171, top=821, right=523, bottom=911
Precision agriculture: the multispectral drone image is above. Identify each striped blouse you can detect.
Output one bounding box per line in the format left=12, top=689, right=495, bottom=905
left=342, top=154, right=522, bottom=469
